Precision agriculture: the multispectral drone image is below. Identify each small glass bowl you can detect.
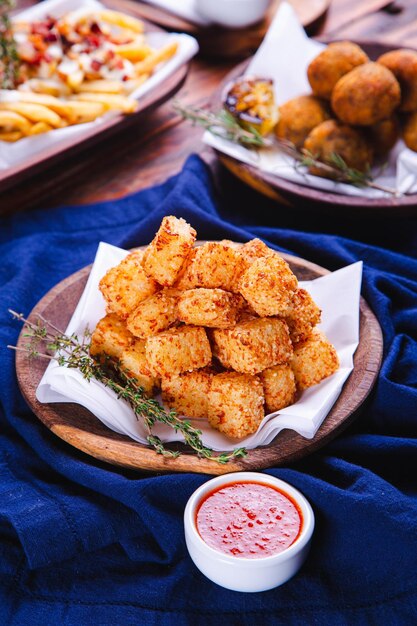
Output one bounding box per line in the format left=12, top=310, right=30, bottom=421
left=184, top=471, right=314, bottom=592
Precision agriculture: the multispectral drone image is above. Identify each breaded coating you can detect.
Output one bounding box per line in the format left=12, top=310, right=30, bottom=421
left=284, top=288, right=321, bottom=345
left=178, top=242, right=247, bottom=293
left=364, top=117, right=399, bottom=157
left=275, top=95, right=330, bottom=149
left=240, top=238, right=276, bottom=265
left=126, top=289, right=179, bottom=338
left=142, top=216, right=196, bottom=286
left=378, top=49, right=417, bottom=112
left=145, top=325, right=212, bottom=378
left=208, top=372, right=264, bottom=439
left=304, top=120, right=373, bottom=176
left=173, top=248, right=198, bottom=290
left=239, top=255, right=298, bottom=317
left=90, top=313, right=133, bottom=360
left=99, top=250, right=159, bottom=320
left=120, top=339, right=159, bottom=396
left=307, top=41, right=369, bottom=100
left=177, top=288, right=243, bottom=328
left=261, top=364, right=297, bottom=414
left=161, top=368, right=213, bottom=418
left=291, top=328, right=339, bottom=391
left=211, top=317, right=293, bottom=375
left=331, top=62, right=401, bottom=126
left=402, top=111, right=417, bottom=152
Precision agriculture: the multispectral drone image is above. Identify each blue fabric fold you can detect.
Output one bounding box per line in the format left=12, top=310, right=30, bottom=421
left=0, top=154, right=417, bottom=624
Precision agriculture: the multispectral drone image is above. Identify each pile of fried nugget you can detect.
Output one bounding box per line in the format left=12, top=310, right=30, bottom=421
left=90, top=216, right=339, bottom=440
left=275, top=42, right=417, bottom=175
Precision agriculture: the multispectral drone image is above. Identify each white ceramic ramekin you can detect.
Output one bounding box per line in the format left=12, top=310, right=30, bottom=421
left=195, top=0, right=272, bottom=29
left=184, top=471, right=314, bottom=592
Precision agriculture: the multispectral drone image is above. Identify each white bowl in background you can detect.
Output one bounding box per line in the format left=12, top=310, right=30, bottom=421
left=195, top=0, right=272, bottom=29
left=184, top=471, right=315, bottom=592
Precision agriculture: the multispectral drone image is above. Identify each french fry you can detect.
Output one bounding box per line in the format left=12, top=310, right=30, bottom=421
left=63, top=100, right=106, bottom=124
left=0, top=111, right=32, bottom=135
left=10, top=92, right=74, bottom=120
left=72, top=93, right=137, bottom=114
left=97, top=10, right=144, bottom=34
left=134, top=41, right=178, bottom=76
left=0, top=131, right=23, bottom=142
left=76, top=79, right=124, bottom=94
left=27, top=121, right=54, bottom=136
left=0, top=102, right=63, bottom=128
left=114, top=41, right=152, bottom=62
left=20, top=78, right=72, bottom=97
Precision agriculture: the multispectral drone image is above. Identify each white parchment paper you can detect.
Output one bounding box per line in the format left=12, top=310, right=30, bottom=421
left=0, top=0, right=199, bottom=170
left=204, top=1, right=417, bottom=198
left=36, top=242, right=362, bottom=451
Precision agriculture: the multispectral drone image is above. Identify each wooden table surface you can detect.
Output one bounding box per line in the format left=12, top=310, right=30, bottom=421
left=4, top=0, right=417, bottom=215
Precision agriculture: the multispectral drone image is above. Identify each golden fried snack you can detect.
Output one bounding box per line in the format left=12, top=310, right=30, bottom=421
left=177, top=288, right=242, bottom=328
left=208, top=372, right=264, bottom=439
left=291, top=329, right=339, bottom=391
left=304, top=120, right=373, bottom=175
left=331, top=62, right=401, bottom=126
left=211, top=318, right=293, bottom=375
left=284, top=288, right=321, bottom=345
left=145, top=325, right=212, bottom=378
left=364, top=117, right=399, bottom=157
left=0, top=102, right=63, bottom=128
left=275, top=95, right=330, bottom=149
left=27, top=122, right=54, bottom=136
left=377, top=49, right=417, bottom=112
left=307, top=41, right=369, bottom=99
left=90, top=313, right=133, bottom=360
left=120, top=339, right=159, bottom=396
left=142, top=216, right=197, bottom=286
left=402, top=111, right=417, bottom=151
left=239, top=255, right=298, bottom=317
left=72, top=93, right=138, bottom=114
left=0, top=110, right=32, bottom=135
left=240, top=238, right=276, bottom=265
left=161, top=368, right=214, bottom=418
left=260, top=364, right=297, bottom=414
left=99, top=250, right=159, bottom=320
left=177, top=242, right=247, bottom=293
left=126, top=289, right=179, bottom=338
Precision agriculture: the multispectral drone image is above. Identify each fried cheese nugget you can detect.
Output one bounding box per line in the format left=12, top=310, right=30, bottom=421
left=90, top=313, right=133, bottom=360
left=275, top=95, right=330, bottom=149
left=331, top=62, right=401, bottom=126
left=211, top=318, right=293, bottom=375
left=161, top=368, right=213, bottom=418
left=99, top=250, right=159, bottom=320
left=307, top=41, right=369, bottom=100
left=208, top=372, right=264, bottom=439
left=142, top=216, right=196, bottom=286
left=291, top=329, right=339, bottom=391
left=261, top=364, right=297, bottom=414
left=120, top=339, right=159, bottom=396
left=378, top=49, right=417, bottom=112
left=126, top=289, right=179, bottom=338
left=284, top=288, right=321, bottom=345
left=145, top=325, right=212, bottom=378
left=239, top=255, right=298, bottom=317
left=177, top=242, right=247, bottom=293
left=177, top=288, right=242, bottom=328
left=240, top=238, right=276, bottom=264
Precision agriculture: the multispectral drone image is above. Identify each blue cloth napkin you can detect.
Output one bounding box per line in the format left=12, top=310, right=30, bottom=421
left=1, top=155, right=417, bottom=625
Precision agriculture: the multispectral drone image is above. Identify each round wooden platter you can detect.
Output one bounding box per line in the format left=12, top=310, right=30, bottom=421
left=213, top=41, right=417, bottom=217
left=15, top=246, right=383, bottom=476
left=127, top=0, right=330, bottom=59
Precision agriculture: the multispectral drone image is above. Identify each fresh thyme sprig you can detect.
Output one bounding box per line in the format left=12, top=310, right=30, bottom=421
left=174, top=101, right=399, bottom=196
left=8, top=309, right=247, bottom=464
left=0, top=0, right=18, bottom=89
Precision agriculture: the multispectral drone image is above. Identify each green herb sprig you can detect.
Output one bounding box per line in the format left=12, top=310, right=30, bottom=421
left=174, top=101, right=399, bottom=196
left=0, top=0, right=18, bottom=89
left=8, top=310, right=247, bottom=464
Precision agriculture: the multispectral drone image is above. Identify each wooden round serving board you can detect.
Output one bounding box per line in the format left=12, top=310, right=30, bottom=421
left=15, top=248, right=382, bottom=476
left=127, top=0, right=330, bottom=59
left=214, top=41, right=417, bottom=217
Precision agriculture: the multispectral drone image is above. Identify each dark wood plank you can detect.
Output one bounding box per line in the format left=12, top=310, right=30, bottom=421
left=15, top=245, right=383, bottom=475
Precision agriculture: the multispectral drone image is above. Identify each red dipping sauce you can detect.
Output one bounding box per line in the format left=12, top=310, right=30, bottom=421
left=196, top=481, right=303, bottom=559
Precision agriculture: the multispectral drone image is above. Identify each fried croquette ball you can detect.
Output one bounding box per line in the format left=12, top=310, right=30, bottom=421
left=402, top=112, right=417, bottom=152
left=377, top=49, right=417, bottom=112
left=275, top=95, right=331, bottom=149
left=365, top=117, right=399, bottom=157
left=307, top=41, right=369, bottom=99
left=304, top=119, right=373, bottom=176
left=331, top=62, right=401, bottom=126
